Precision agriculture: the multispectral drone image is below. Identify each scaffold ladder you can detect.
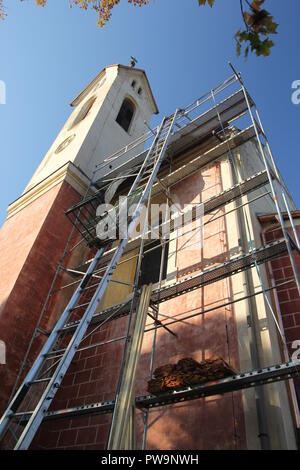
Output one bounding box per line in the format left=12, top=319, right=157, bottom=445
left=0, top=111, right=179, bottom=450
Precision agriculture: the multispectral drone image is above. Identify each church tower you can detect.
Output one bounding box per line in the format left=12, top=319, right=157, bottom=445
left=0, top=64, right=158, bottom=413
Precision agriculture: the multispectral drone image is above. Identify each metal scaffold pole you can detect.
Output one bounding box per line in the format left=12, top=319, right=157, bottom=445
left=229, top=62, right=300, bottom=296
left=1, top=69, right=300, bottom=451
left=0, top=111, right=179, bottom=450
left=7, top=170, right=98, bottom=403
left=107, top=191, right=152, bottom=450
left=142, top=159, right=176, bottom=450
left=254, top=107, right=300, bottom=251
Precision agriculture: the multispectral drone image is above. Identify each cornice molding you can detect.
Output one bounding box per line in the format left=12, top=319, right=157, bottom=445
left=7, top=163, right=90, bottom=220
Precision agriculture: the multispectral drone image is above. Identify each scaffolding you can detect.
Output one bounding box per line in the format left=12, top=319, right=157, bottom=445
left=1, top=66, right=300, bottom=450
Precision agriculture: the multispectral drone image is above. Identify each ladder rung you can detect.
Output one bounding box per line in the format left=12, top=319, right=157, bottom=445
left=13, top=411, right=34, bottom=417
left=29, top=377, right=52, bottom=385
left=71, top=301, right=91, bottom=310
left=44, top=346, right=66, bottom=358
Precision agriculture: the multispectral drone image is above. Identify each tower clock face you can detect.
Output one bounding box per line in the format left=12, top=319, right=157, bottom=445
left=55, top=134, right=76, bottom=154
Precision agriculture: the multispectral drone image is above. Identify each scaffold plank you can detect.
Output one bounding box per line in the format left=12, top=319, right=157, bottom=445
left=95, top=89, right=252, bottom=186
left=151, top=125, right=257, bottom=197
left=61, top=238, right=291, bottom=335
left=43, top=360, right=300, bottom=420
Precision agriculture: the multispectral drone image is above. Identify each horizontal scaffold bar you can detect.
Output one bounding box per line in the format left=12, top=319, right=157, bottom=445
left=43, top=360, right=300, bottom=420
left=61, top=238, right=294, bottom=335
left=69, top=164, right=270, bottom=279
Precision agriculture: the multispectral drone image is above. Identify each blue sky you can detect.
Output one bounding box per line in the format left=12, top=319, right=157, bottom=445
left=0, top=0, right=299, bottom=225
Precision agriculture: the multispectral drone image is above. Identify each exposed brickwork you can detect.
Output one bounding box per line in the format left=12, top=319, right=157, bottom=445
left=32, top=162, right=247, bottom=450
left=32, top=414, right=112, bottom=450
left=135, top=163, right=246, bottom=450
left=265, top=223, right=300, bottom=404
left=0, top=181, right=82, bottom=414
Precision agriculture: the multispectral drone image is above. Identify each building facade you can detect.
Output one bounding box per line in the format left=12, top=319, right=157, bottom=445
left=0, top=65, right=299, bottom=450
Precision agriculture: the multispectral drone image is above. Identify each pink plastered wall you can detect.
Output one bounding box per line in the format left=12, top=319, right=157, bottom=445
left=32, top=162, right=247, bottom=450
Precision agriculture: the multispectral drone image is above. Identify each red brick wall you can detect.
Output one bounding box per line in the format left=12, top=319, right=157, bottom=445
left=0, top=181, right=82, bottom=414
left=135, top=162, right=246, bottom=450
left=264, top=223, right=300, bottom=403
left=32, top=162, right=247, bottom=450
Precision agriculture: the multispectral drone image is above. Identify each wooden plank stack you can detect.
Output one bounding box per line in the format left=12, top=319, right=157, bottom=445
left=148, top=356, right=237, bottom=395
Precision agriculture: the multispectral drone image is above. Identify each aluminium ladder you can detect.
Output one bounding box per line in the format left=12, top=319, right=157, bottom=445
left=0, top=111, right=179, bottom=450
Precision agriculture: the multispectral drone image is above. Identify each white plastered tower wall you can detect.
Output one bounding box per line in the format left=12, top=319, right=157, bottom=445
left=24, top=64, right=158, bottom=193
left=220, top=138, right=298, bottom=449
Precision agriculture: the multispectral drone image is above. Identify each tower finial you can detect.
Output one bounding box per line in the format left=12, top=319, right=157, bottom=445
left=130, top=56, right=138, bottom=68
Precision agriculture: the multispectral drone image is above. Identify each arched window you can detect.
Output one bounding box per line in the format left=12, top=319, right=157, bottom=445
left=116, top=98, right=135, bottom=133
